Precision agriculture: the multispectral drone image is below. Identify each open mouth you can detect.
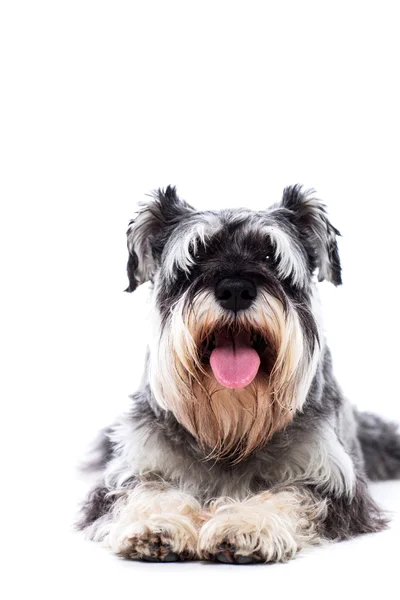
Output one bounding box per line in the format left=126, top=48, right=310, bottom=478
left=199, top=327, right=271, bottom=389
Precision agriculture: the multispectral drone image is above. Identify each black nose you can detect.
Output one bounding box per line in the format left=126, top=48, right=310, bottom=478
left=215, top=277, right=257, bottom=312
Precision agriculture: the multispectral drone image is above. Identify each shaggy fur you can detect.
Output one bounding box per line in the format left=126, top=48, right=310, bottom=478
left=78, top=185, right=399, bottom=563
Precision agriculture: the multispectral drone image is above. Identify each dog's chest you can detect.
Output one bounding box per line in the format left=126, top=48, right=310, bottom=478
left=118, top=404, right=356, bottom=501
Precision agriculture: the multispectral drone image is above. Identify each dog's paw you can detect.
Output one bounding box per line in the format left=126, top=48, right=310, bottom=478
left=198, top=506, right=301, bottom=563
left=109, top=515, right=198, bottom=562
left=117, top=531, right=191, bottom=562
left=198, top=490, right=324, bottom=564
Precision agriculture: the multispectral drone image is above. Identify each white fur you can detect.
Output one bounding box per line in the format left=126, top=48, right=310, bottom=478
left=246, top=219, right=308, bottom=286
left=88, top=481, right=200, bottom=560
left=163, top=213, right=221, bottom=281
left=86, top=480, right=328, bottom=563
left=198, top=488, right=327, bottom=562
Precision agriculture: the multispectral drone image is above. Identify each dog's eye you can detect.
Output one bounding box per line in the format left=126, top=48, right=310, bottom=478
left=189, top=244, right=204, bottom=262
left=265, top=242, right=276, bottom=263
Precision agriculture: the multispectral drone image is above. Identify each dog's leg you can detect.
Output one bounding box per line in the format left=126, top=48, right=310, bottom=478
left=199, top=477, right=388, bottom=564
left=319, top=478, right=388, bottom=540
left=83, top=481, right=202, bottom=562
left=198, top=487, right=327, bottom=563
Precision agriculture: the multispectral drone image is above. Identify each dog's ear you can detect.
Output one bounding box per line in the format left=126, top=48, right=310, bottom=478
left=125, top=186, right=194, bottom=292
left=279, top=185, right=342, bottom=285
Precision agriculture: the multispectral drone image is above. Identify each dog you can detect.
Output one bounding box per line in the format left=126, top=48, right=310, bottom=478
left=78, top=184, right=400, bottom=563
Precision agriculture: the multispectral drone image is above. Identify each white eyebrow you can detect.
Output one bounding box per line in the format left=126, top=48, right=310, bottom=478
left=162, top=213, right=222, bottom=281
left=261, top=224, right=307, bottom=286
left=241, top=216, right=308, bottom=286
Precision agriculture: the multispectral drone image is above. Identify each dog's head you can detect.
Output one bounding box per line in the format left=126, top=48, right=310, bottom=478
left=126, top=185, right=341, bottom=461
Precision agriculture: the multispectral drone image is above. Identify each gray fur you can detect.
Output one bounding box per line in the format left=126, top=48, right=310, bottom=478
left=355, top=411, right=400, bottom=480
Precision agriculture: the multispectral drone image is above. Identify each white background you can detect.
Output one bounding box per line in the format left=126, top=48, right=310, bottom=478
left=1, top=1, right=400, bottom=599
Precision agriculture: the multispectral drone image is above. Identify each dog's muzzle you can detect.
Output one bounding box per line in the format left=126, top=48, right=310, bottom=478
left=206, top=277, right=261, bottom=389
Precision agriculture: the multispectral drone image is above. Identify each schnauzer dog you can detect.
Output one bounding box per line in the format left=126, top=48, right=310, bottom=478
left=78, top=185, right=400, bottom=563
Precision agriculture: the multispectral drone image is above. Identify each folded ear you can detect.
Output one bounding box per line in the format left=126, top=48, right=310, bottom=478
left=125, top=186, right=194, bottom=292
left=280, top=185, right=342, bottom=285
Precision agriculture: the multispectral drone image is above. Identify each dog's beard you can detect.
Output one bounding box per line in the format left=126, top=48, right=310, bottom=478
left=149, top=286, right=319, bottom=462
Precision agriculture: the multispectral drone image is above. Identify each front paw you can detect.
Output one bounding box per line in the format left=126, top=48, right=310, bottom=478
left=198, top=516, right=299, bottom=564
left=198, top=492, right=318, bottom=564
left=198, top=502, right=305, bottom=564
left=109, top=515, right=198, bottom=562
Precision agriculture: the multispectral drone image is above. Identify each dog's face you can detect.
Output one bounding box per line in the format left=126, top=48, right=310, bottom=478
left=126, top=185, right=341, bottom=461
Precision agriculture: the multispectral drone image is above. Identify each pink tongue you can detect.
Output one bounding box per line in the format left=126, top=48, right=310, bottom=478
left=210, top=331, right=261, bottom=389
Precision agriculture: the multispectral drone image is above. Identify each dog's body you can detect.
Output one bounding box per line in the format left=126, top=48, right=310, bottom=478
left=79, top=185, right=400, bottom=563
